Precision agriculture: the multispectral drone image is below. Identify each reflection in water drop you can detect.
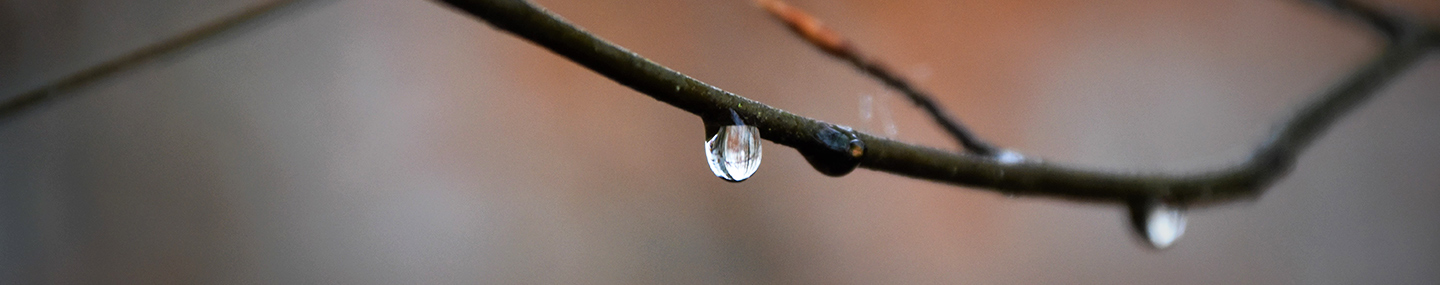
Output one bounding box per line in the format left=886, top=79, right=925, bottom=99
left=706, top=125, right=763, bottom=182
left=1131, top=202, right=1187, bottom=249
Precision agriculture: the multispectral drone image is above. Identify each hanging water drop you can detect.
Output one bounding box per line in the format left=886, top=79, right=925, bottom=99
left=1128, top=199, right=1187, bottom=249
left=799, top=124, right=864, bottom=176
left=704, top=110, right=762, bottom=182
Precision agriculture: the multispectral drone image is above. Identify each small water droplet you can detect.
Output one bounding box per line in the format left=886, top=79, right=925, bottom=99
left=799, top=124, right=864, bottom=176
left=995, top=149, right=1025, bottom=164
left=704, top=111, right=762, bottom=182
left=1128, top=199, right=1187, bottom=249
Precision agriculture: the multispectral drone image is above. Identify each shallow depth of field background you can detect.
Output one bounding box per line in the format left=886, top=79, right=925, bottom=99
left=2, top=0, right=1439, bottom=284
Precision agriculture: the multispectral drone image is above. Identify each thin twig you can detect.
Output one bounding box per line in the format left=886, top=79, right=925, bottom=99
left=1307, top=0, right=1406, bottom=39
left=438, top=0, right=1435, bottom=205
left=0, top=0, right=306, bottom=122
left=863, top=34, right=1435, bottom=204
left=756, top=0, right=1000, bottom=156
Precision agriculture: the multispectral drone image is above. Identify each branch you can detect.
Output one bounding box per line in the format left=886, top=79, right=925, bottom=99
left=438, top=0, right=1436, bottom=205
left=756, top=0, right=1000, bottom=156
left=1307, top=0, right=1406, bottom=39
left=0, top=0, right=1425, bottom=207
left=0, top=0, right=305, bottom=122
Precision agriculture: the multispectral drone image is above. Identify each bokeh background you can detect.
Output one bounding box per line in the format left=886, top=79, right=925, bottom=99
left=2, top=0, right=1439, bottom=283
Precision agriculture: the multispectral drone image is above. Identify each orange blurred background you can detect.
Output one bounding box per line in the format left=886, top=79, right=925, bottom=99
left=2, top=0, right=1438, bottom=283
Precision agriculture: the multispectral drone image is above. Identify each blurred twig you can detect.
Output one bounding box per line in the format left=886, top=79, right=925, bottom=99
left=1307, top=0, right=1407, bottom=39
left=0, top=0, right=305, bottom=122
left=756, top=0, right=999, bottom=156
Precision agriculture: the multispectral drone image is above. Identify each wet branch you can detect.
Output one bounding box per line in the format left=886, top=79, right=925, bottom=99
left=439, top=0, right=1436, bottom=205
left=2, top=0, right=1432, bottom=206
left=756, top=0, right=999, bottom=156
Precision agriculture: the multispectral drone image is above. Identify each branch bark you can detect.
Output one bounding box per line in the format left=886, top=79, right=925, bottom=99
left=438, top=0, right=1437, bottom=205
left=3, top=0, right=1431, bottom=207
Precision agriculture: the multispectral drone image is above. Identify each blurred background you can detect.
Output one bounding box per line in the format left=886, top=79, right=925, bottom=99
left=2, top=0, right=1439, bottom=283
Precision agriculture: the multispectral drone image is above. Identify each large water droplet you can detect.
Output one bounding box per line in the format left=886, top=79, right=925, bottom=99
left=705, top=125, right=762, bottom=182
left=1128, top=200, right=1187, bottom=249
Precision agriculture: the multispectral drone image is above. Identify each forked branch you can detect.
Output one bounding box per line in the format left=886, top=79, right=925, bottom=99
left=438, top=0, right=1437, bottom=205
left=755, top=0, right=1000, bottom=156
left=2, top=0, right=1433, bottom=207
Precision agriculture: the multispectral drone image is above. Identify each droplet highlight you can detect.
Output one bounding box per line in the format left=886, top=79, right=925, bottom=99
left=704, top=115, right=762, bottom=182
left=995, top=149, right=1025, bottom=164
left=1128, top=200, right=1187, bottom=249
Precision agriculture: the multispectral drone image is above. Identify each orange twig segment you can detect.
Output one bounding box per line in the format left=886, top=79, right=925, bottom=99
left=757, top=0, right=853, bottom=57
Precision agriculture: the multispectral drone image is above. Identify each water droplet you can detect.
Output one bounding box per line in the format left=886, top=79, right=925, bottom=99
left=1128, top=199, right=1187, bottom=249
left=704, top=111, right=762, bottom=182
left=995, top=149, right=1025, bottom=164
left=799, top=124, right=864, bottom=176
